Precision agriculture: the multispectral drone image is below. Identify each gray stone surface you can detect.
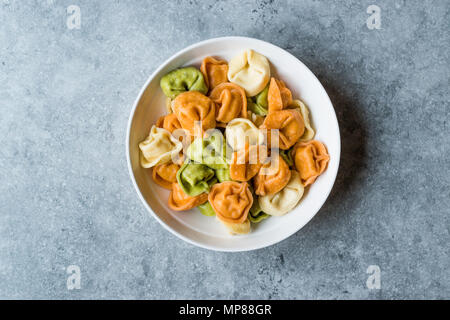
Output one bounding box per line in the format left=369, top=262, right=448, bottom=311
left=0, top=0, right=448, bottom=299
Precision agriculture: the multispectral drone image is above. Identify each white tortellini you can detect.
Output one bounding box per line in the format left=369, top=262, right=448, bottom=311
left=219, top=218, right=251, bottom=235
left=139, top=125, right=183, bottom=168
left=225, top=118, right=263, bottom=151
left=291, top=99, right=315, bottom=141
left=227, top=49, right=270, bottom=97
left=258, top=170, right=304, bottom=216
left=165, top=97, right=173, bottom=114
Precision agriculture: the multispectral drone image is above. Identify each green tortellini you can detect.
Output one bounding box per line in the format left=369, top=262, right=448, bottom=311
left=247, top=184, right=270, bottom=223
left=198, top=201, right=216, bottom=217
left=187, top=132, right=228, bottom=170
left=176, top=163, right=217, bottom=197
left=215, top=168, right=231, bottom=182
left=247, top=85, right=269, bottom=116
left=160, top=67, right=208, bottom=99
left=280, top=148, right=294, bottom=167
left=249, top=198, right=270, bottom=223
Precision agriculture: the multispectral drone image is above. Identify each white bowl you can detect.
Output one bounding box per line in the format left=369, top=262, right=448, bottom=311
left=126, top=37, right=340, bottom=252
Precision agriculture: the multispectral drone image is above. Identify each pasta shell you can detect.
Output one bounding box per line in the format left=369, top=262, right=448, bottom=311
left=258, top=170, right=304, bottom=216
left=254, top=155, right=291, bottom=196
left=168, top=182, right=208, bottom=211
left=260, top=109, right=305, bottom=150
left=200, top=56, right=229, bottom=91
left=227, top=49, right=270, bottom=97
left=268, top=78, right=292, bottom=113
left=292, top=140, right=330, bottom=186
left=152, top=162, right=180, bottom=190
left=208, top=181, right=253, bottom=224
left=139, top=126, right=183, bottom=168
left=209, top=82, right=247, bottom=123
left=225, top=118, right=263, bottom=151
left=172, top=91, right=216, bottom=136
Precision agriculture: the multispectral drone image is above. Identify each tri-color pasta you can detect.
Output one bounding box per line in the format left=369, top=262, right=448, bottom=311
left=139, top=49, right=330, bottom=235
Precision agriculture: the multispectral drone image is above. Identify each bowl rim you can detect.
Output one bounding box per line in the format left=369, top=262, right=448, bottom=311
left=126, top=36, right=341, bottom=252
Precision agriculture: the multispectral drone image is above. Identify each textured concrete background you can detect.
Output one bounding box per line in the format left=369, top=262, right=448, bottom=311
left=0, top=0, right=449, bottom=299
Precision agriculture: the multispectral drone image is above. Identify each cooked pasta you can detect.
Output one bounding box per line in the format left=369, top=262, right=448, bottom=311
left=258, top=170, right=304, bottom=216
left=139, top=50, right=330, bottom=235
left=139, top=125, right=183, bottom=168
left=227, top=49, right=270, bottom=96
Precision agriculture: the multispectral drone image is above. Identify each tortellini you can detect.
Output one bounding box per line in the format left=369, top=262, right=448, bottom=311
left=247, top=110, right=265, bottom=127
left=209, top=82, right=247, bottom=124
left=215, top=168, right=231, bottom=182
left=254, top=155, right=291, bottom=196
left=220, top=219, right=251, bottom=235
left=280, top=148, right=294, bottom=167
left=197, top=201, right=216, bottom=217
left=186, top=131, right=228, bottom=169
left=152, top=162, right=180, bottom=190
left=139, top=126, right=183, bottom=168
left=267, top=77, right=292, bottom=113
left=227, top=49, right=270, bottom=97
left=293, top=140, right=330, bottom=186
left=168, top=182, right=208, bottom=211
left=248, top=191, right=270, bottom=223
left=160, top=67, right=208, bottom=99
left=172, top=91, right=216, bottom=136
left=230, top=145, right=267, bottom=181
left=140, top=51, right=330, bottom=232
left=260, top=109, right=305, bottom=150
left=258, top=170, right=304, bottom=216
left=156, top=113, right=182, bottom=134
left=225, top=118, right=263, bottom=151
left=247, top=84, right=269, bottom=116
left=200, top=56, right=228, bottom=91
left=176, top=163, right=217, bottom=196
left=290, top=99, right=315, bottom=141
left=208, top=181, right=253, bottom=224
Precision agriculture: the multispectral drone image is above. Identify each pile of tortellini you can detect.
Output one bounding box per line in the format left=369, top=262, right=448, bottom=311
left=139, top=49, right=330, bottom=235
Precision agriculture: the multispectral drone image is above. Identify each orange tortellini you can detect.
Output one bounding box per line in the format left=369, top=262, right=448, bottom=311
left=293, top=140, right=330, bottom=186
left=268, top=77, right=293, bottom=113
left=209, top=82, right=247, bottom=124
left=172, top=91, right=216, bottom=136
left=152, top=162, right=180, bottom=190
left=230, top=145, right=267, bottom=181
left=156, top=113, right=182, bottom=133
left=201, top=56, right=228, bottom=91
left=208, top=181, right=253, bottom=224
left=260, top=109, right=305, bottom=150
left=168, top=182, right=208, bottom=211
left=138, top=50, right=331, bottom=236
left=254, top=155, right=291, bottom=196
